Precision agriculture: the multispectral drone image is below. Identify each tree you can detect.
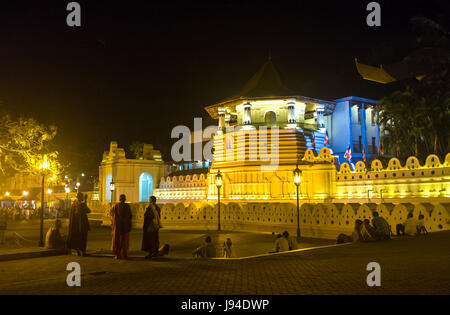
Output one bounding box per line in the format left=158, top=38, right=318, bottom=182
left=377, top=15, right=450, bottom=162
left=129, top=141, right=145, bottom=159
left=377, top=82, right=450, bottom=161
left=0, top=114, right=63, bottom=178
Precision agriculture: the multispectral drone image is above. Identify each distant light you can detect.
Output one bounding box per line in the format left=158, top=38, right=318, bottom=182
left=81, top=173, right=85, bottom=177
left=64, top=175, right=68, bottom=179
left=47, top=189, right=52, bottom=194
left=76, top=182, right=80, bottom=187
left=65, top=187, right=70, bottom=193
left=23, top=191, right=28, bottom=196
left=5, top=192, right=10, bottom=197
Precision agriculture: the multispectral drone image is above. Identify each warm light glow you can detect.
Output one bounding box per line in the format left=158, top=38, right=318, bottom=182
left=76, top=182, right=80, bottom=187
left=47, top=189, right=52, bottom=194
left=23, top=190, right=28, bottom=196
left=65, top=187, right=70, bottom=193
left=5, top=192, right=10, bottom=197
left=293, top=165, right=302, bottom=186
left=215, top=171, right=223, bottom=188
left=81, top=173, right=85, bottom=177
left=110, top=181, right=115, bottom=191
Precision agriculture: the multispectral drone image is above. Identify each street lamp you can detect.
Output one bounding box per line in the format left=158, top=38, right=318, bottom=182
left=5, top=192, right=10, bottom=197
left=293, top=163, right=302, bottom=239
left=215, top=171, right=223, bottom=231
left=76, top=182, right=81, bottom=191
left=110, top=180, right=115, bottom=204
left=38, top=155, right=50, bottom=247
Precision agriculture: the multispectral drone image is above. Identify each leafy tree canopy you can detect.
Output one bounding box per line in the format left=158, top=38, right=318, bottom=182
left=0, top=113, right=63, bottom=179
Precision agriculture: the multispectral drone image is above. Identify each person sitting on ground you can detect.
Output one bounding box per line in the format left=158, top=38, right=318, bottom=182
left=222, top=238, right=233, bottom=258
left=337, top=219, right=363, bottom=244
left=274, top=233, right=290, bottom=252
left=396, top=212, right=419, bottom=236
left=360, top=219, right=377, bottom=242
left=417, top=214, right=428, bottom=235
left=283, top=231, right=299, bottom=250
left=193, top=236, right=216, bottom=258
left=371, top=211, right=391, bottom=240
left=45, top=220, right=66, bottom=249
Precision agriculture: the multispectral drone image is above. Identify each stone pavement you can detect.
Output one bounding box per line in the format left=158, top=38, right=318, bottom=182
left=0, top=219, right=333, bottom=259
left=0, top=230, right=449, bottom=294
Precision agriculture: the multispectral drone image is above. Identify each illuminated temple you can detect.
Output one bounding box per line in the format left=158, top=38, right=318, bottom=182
left=94, top=59, right=450, bottom=239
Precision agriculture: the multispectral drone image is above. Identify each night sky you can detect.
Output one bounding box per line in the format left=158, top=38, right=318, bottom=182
left=0, top=0, right=447, bottom=176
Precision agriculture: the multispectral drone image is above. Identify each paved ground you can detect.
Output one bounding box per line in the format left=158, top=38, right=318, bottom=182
left=0, top=220, right=449, bottom=294
left=0, top=219, right=332, bottom=258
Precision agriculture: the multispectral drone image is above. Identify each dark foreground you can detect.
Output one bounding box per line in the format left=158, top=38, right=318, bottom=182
left=0, top=229, right=449, bottom=294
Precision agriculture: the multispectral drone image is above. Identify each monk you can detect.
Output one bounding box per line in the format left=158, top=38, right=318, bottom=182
left=67, top=193, right=91, bottom=256
left=142, top=196, right=162, bottom=259
left=110, top=194, right=132, bottom=259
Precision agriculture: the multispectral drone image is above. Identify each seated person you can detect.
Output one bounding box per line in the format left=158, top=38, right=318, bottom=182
left=283, top=231, right=299, bottom=250
left=193, top=236, right=216, bottom=258
left=416, top=214, right=428, bottom=235
left=396, top=212, right=419, bottom=236
left=45, top=220, right=66, bottom=249
left=274, top=233, right=289, bottom=252
left=371, top=212, right=391, bottom=240
left=337, top=219, right=363, bottom=244
left=360, top=219, right=377, bottom=242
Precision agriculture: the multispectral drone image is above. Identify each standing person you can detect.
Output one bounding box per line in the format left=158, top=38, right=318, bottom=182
left=110, top=194, right=132, bottom=259
left=222, top=238, right=233, bottom=258
left=66, top=193, right=91, bottom=256
left=142, top=196, right=162, bottom=259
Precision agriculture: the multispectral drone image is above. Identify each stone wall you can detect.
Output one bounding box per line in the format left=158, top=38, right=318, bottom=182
left=91, top=200, right=450, bottom=240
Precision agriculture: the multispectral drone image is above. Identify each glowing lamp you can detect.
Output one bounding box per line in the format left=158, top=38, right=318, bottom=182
left=215, top=171, right=223, bottom=188
left=110, top=181, right=115, bottom=192
left=5, top=192, right=10, bottom=197
left=293, top=165, right=302, bottom=186
left=47, top=189, right=52, bottom=194
left=23, top=190, right=28, bottom=196
left=65, top=187, right=70, bottom=194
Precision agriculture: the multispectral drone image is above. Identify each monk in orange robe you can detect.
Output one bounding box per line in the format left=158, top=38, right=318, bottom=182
left=110, top=194, right=132, bottom=259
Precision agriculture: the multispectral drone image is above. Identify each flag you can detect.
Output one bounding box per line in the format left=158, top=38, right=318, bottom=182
left=362, top=144, right=366, bottom=162
left=344, top=145, right=352, bottom=162
left=311, top=133, right=316, bottom=149
left=324, top=130, right=329, bottom=146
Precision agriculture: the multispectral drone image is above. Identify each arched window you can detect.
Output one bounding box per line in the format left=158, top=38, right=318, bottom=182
left=105, top=173, right=112, bottom=202
left=264, top=111, right=277, bottom=125
left=139, top=172, right=153, bottom=202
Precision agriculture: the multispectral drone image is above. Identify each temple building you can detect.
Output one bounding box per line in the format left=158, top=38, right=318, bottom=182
left=92, top=59, right=450, bottom=239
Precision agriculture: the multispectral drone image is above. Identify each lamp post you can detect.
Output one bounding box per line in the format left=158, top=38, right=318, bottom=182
left=215, top=171, right=223, bottom=231
left=293, top=163, right=302, bottom=239
left=38, top=156, right=49, bottom=247
left=110, top=180, right=115, bottom=205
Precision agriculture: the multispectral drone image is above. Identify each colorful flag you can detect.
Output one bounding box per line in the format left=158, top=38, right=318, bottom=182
left=344, top=145, right=352, bottom=162
left=324, top=130, right=329, bottom=146
left=311, top=133, right=316, bottom=149
left=362, top=144, right=366, bottom=162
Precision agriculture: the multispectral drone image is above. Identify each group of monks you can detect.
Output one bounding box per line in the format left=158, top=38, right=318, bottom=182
left=67, top=193, right=161, bottom=259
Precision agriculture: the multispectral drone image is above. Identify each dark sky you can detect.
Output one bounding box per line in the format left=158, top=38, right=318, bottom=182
left=0, top=0, right=447, bottom=176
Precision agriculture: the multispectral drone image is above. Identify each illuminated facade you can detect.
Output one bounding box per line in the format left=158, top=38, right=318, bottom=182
left=98, top=141, right=165, bottom=203
left=93, top=60, right=450, bottom=238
